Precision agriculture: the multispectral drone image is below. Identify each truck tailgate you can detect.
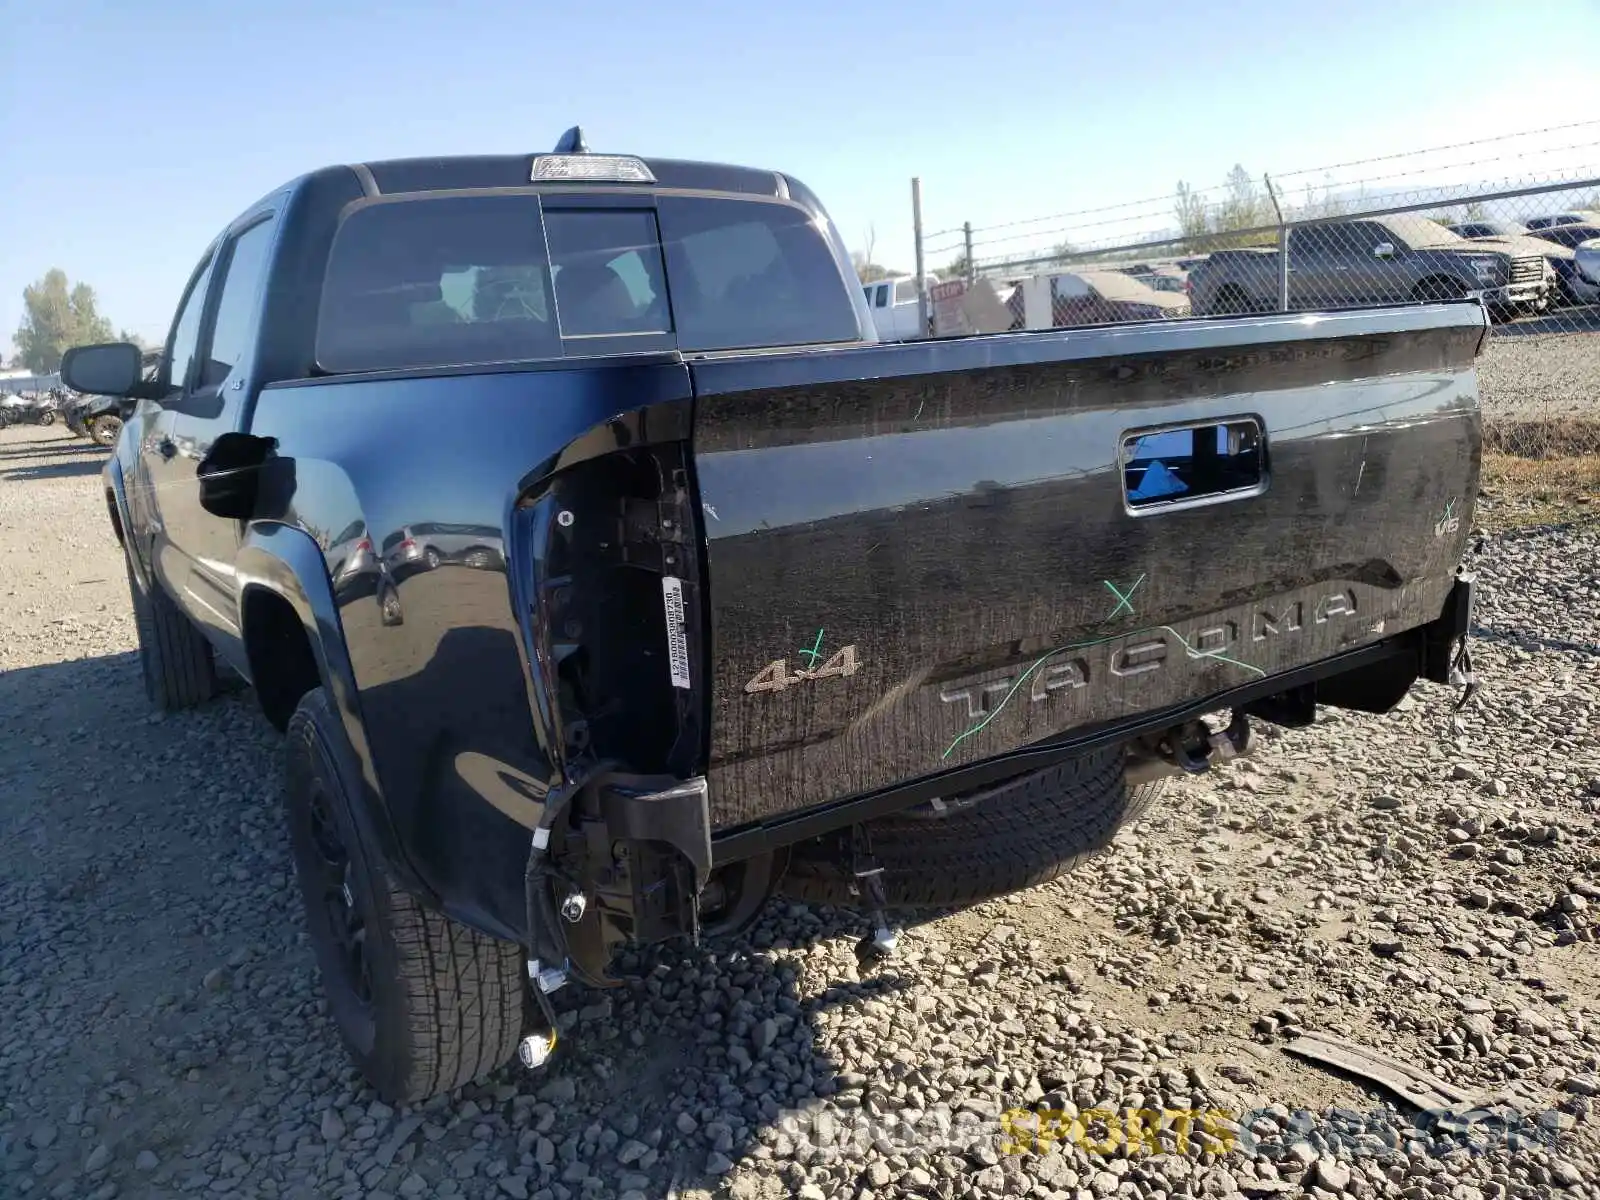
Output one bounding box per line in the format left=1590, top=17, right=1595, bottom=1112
left=689, top=306, right=1483, bottom=831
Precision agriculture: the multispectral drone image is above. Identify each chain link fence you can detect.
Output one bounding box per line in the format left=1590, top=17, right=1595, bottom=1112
left=913, top=126, right=1600, bottom=461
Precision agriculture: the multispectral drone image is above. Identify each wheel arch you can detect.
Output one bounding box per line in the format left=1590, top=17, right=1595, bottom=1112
left=234, top=523, right=433, bottom=902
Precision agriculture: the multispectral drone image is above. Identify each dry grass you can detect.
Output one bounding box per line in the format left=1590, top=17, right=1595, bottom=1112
left=1479, top=450, right=1600, bottom=529
left=1482, top=415, right=1600, bottom=458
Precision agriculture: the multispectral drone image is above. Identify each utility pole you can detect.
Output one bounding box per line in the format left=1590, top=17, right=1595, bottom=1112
left=912, top=177, right=928, bottom=336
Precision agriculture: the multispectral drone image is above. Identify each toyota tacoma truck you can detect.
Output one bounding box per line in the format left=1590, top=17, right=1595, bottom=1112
left=65, top=130, right=1480, bottom=1104
left=1187, top=214, right=1550, bottom=320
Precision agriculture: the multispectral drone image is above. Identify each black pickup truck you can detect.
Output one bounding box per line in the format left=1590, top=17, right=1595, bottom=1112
left=65, top=132, right=1481, bottom=1104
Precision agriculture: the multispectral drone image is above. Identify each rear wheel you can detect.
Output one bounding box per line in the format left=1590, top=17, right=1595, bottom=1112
left=88, top=414, right=123, bottom=447
left=125, top=555, right=216, bottom=711
left=284, top=687, right=525, bottom=1103
left=779, top=747, right=1167, bottom=909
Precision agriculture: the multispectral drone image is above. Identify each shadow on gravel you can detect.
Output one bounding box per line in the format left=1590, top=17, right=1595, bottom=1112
left=0, top=459, right=106, bottom=482
left=1471, top=623, right=1600, bottom=659
left=0, top=645, right=944, bottom=1200
left=0, top=440, right=102, bottom=459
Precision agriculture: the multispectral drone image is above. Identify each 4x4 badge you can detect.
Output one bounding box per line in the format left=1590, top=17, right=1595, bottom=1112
left=744, top=630, right=861, bottom=694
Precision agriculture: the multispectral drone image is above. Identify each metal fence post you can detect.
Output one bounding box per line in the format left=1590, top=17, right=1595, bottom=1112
left=1264, top=173, right=1289, bottom=312
left=963, top=221, right=975, bottom=285
left=912, top=177, right=928, bottom=337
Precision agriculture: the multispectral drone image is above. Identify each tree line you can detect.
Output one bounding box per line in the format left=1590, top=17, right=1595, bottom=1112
left=8, top=269, right=145, bottom=373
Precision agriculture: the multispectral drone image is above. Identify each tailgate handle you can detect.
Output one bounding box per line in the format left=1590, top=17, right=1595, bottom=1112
left=1121, top=417, right=1266, bottom=513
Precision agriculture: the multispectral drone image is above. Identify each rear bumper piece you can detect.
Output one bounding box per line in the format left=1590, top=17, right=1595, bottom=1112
left=710, top=573, right=1477, bottom=865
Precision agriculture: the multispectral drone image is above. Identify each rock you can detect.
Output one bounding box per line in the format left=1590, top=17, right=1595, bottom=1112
left=1312, top=1157, right=1352, bottom=1192
left=617, top=1139, right=648, bottom=1165
left=706, top=1152, right=734, bottom=1175
left=320, top=1109, right=346, bottom=1141
left=134, top=1151, right=160, bottom=1172
left=202, top=967, right=229, bottom=992
left=1370, top=794, right=1404, bottom=810
left=1561, top=893, right=1589, bottom=914
left=1285, top=1142, right=1318, bottom=1170
left=674, top=1112, right=697, bottom=1135
left=1550, top=1160, right=1585, bottom=1188
left=1495, top=847, right=1525, bottom=866
left=753, top=1018, right=780, bottom=1053
left=498, top=1176, right=529, bottom=1200
left=1452, top=763, right=1485, bottom=782
left=29, top=1125, right=57, bottom=1150
left=1562, top=1074, right=1599, bottom=1096
left=536, top=1077, right=576, bottom=1104
left=798, top=1186, right=826, bottom=1200
left=84, top=1143, right=111, bottom=1172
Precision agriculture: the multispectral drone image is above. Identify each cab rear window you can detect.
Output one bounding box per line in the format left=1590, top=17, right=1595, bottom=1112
left=315, top=193, right=859, bottom=373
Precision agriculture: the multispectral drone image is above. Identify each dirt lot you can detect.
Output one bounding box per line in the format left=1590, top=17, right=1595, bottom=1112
left=1, top=422, right=1597, bottom=1200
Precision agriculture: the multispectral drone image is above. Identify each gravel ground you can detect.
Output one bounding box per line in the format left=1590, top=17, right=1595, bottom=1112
left=1478, top=331, right=1600, bottom=424
left=1, top=422, right=1597, bottom=1200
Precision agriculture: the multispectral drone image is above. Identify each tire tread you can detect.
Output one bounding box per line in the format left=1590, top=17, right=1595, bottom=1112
left=781, top=749, right=1168, bottom=909
left=286, top=689, right=523, bottom=1103
left=126, top=556, right=216, bottom=711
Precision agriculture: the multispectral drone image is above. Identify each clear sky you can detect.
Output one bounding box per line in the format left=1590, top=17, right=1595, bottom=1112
left=3, top=0, right=1599, bottom=354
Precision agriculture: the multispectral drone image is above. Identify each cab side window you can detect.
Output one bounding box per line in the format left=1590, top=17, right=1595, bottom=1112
left=165, top=254, right=216, bottom=395
left=201, top=219, right=275, bottom=389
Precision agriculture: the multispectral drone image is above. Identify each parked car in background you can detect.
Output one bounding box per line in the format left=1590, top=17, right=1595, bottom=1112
left=1448, top=219, right=1598, bottom=306
left=1051, top=270, right=1191, bottom=322
left=1188, top=215, right=1550, bottom=319
left=1526, top=222, right=1600, bottom=251
left=861, top=274, right=935, bottom=341
left=1575, top=238, right=1600, bottom=291
left=1119, top=263, right=1188, bottom=293
left=1446, top=219, right=1528, bottom=239
left=1524, top=210, right=1600, bottom=231
left=382, top=521, right=505, bottom=574
left=1524, top=223, right=1600, bottom=304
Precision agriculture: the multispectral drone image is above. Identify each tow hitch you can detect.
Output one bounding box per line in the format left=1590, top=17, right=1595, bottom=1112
left=1129, top=710, right=1255, bottom=782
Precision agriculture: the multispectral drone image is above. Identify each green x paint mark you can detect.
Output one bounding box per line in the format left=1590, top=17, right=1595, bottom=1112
left=1104, top=574, right=1146, bottom=619
left=798, top=628, right=825, bottom=668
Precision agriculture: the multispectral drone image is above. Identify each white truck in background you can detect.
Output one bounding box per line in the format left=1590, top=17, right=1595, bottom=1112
left=861, top=274, right=938, bottom=341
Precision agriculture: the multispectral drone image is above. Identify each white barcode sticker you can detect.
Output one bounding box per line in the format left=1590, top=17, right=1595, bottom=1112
left=661, top=576, right=691, bottom=689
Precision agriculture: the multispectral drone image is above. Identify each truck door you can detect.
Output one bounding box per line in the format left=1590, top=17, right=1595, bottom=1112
left=134, top=248, right=216, bottom=607
left=1342, top=221, right=1412, bottom=304
left=163, top=213, right=278, bottom=669
left=1286, top=225, right=1354, bottom=309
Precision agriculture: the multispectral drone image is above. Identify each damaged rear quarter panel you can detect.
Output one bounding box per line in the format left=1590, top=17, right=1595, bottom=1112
left=246, top=358, right=694, bottom=940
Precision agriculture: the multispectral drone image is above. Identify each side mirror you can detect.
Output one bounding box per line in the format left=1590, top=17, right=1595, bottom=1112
left=1371, top=242, right=1396, bottom=260
left=197, top=432, right=278, bottom=520
left=60, top=342, right=144, bottom=397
